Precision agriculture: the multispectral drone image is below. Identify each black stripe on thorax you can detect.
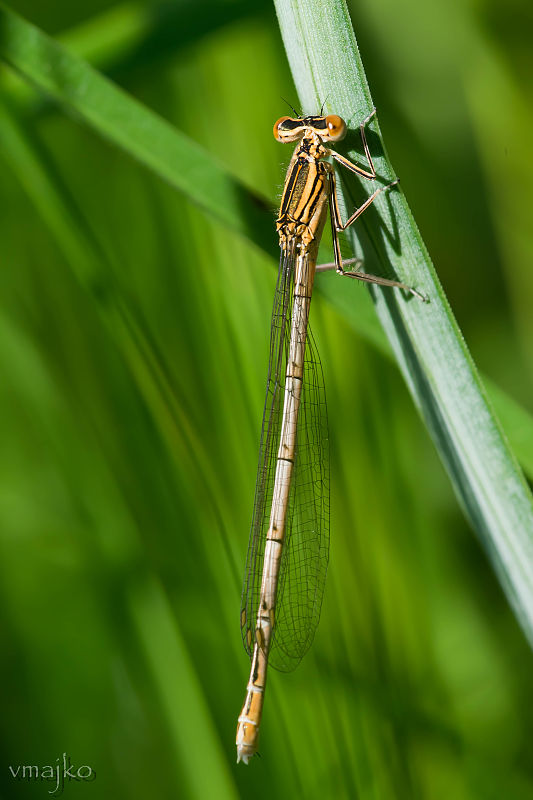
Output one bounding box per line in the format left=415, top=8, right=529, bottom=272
left=279, top=157, right=306, bottom=218
left=299, top=165, right=324, bottom=221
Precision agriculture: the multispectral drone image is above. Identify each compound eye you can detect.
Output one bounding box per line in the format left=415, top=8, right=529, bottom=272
left=273, top=116, right=291, bottom=141
left=325, top=114, right=346, bottom=141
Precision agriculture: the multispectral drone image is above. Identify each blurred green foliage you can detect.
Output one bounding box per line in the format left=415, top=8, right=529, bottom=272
left=0, top=1, right=532, bottom=798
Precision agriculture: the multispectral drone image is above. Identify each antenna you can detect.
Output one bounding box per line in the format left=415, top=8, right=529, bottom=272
left=280, top=97, right=303, bottom=118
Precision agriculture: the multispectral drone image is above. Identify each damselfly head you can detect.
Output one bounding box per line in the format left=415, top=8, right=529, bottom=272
left=273, top=114, right=347, bottom=143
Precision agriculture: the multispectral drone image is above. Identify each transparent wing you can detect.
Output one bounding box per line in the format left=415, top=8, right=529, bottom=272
left=240, top=250, right=330, bottom=672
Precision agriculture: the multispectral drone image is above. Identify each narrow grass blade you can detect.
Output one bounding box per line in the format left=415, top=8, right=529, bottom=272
left=274, top=0, right=533, bottom=644
left=129, top=575, right=238, bottom=800
left=0, top=3, right=273, bottom=252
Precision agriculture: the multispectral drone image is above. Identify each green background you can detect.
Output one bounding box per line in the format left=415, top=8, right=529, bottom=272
left=1, top=0, right=532, bottom=798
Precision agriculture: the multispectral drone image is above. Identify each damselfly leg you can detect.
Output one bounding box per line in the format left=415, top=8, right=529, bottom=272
left=323, top=113, right=428, bottom=301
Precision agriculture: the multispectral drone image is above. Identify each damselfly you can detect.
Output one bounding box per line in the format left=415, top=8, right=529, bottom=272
left=236, top=109, right=425, bottom=764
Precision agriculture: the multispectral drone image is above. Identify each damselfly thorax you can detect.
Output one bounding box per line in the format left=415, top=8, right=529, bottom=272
left=275, top=128, right=332, bottom=254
